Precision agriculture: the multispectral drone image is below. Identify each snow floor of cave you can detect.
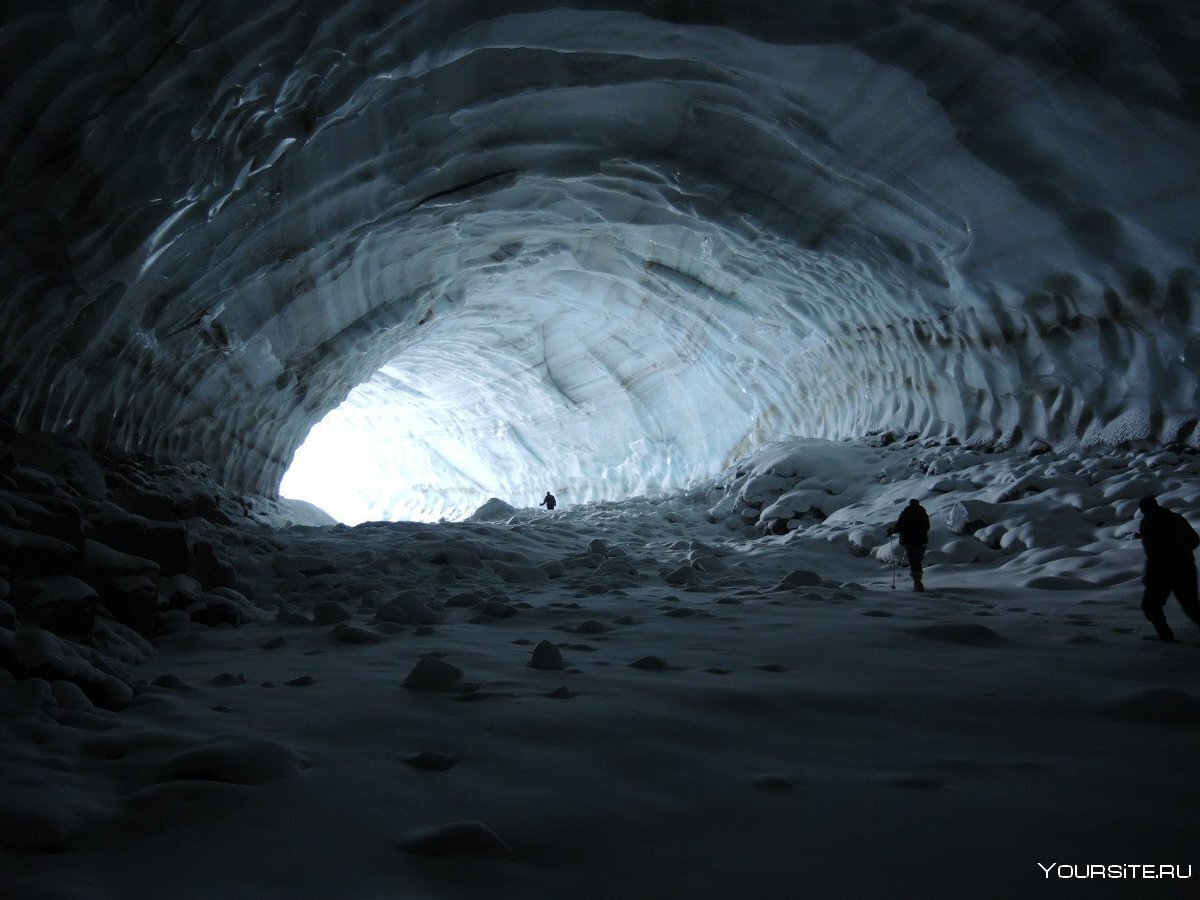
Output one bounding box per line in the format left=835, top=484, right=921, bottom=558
left=3, top=438, right=1200, bottom=899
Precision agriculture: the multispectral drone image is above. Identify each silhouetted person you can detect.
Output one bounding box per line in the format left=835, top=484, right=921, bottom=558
left=1135, top=496, right=1200, bottom=642
left=540, top=491, right=556, bottom=511
left=888, top=498, right=930, bottom=591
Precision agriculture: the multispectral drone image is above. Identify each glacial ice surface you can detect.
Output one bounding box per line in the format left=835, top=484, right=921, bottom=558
left=1, top=1, right=1198, bottom=518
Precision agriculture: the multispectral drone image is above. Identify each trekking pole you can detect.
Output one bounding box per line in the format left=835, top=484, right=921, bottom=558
left=889, top=534, right=897, bottom=589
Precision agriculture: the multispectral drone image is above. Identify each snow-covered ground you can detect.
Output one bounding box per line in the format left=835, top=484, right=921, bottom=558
left=2, top=436, right=1198, bottom=898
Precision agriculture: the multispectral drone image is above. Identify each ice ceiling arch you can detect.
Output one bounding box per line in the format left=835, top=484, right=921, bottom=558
left=2, top=1, right=1199, bottom=521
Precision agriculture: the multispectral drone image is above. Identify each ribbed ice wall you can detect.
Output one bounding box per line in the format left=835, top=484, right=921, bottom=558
left=1, top=1, right=1198, bottom=517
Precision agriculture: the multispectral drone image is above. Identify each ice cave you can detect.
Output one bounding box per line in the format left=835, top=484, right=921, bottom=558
left=1, top=2, right=1199, bottom=898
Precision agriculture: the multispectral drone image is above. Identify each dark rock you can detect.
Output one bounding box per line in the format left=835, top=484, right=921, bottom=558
left=479, top=600, right=517, bottom=619
left=399, top=821, right=512, bottom=857
left=528, top=640, right=564, bottom=671
left=6, top=432, right=107, bottom=499
left=90, top=617, right=154, bottom=665
left=312, top=600, right=353, bottom=625
left=403, top=751, right=458, bottom=771
left=189, top=540, right=236, bottom=590
left=377, top=594, right=443, bottom=625
left=453, top=691, right=515, bottom=702
left=906, top=623, right=1005, bottom=646
left=0, top=526, right=81, bottom=579
left=159, top=735, right=308, bottom=784
left=3, top=492, right=84, bottom=550
left=664, top=565, right=700, bottom=586
left=630, top=655, right=669, bottom=671
left=12, top=627, right=132, bottom=710
left=333, top=623, right=387, bottom=644
left=81, top=539, right=159, bottom=638
left=86, top=511, right=190, bottom=577
left=446, top=592, right=483, bottom=608
left=1104, top=689, right=1200, bottom=726
left=403, top=655, right=463, bottom=692
left=777, top=570, right=822, bottom=589
left=188, top=598, right=240, bottom=628
left=6, top=467, right=60, bottom=496
left=8, top=576, right=98, bottom=638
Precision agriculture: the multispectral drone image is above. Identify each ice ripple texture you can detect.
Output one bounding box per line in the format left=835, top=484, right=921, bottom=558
left=1, top=1, right=1198, bottom=520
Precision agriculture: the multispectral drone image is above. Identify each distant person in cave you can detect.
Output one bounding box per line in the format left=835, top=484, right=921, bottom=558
left=1134, top=496, right=1200, bottom=642
left=888, top=498, right=930, bottom=591
left=540, top=491, right=557, bottom=511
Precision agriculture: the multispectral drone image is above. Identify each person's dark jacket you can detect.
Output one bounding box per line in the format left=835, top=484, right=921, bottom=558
left=1140, top=506, right=1199, bottom=564
left=893, top=503, right=930, bottom=547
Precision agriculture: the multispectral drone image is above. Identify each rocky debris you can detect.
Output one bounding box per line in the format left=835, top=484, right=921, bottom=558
left=490, top=561, right=547, bottom=583
left=430, top=546, right=482, bottom=567
left=376, top=592, right=443, bottom=625
left=273, top=555, right=337, bottom=578
left=0, top=431, right=293, bottom=711
left=332, top=624, right=387, bottom=644
left=594, top=558, right=638, bottom=577
left=1, top=627, right=133, bottom=710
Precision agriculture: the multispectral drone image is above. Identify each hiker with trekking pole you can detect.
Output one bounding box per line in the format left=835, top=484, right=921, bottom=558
left=887, top=499, right=931, bottom=592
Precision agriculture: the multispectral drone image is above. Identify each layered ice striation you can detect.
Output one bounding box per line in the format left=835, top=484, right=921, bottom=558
left=1, top=1, right=1199, bottom=520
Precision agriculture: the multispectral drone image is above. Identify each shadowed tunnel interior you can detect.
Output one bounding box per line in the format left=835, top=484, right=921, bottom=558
left=2, top=0, right=1199, bottom=521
